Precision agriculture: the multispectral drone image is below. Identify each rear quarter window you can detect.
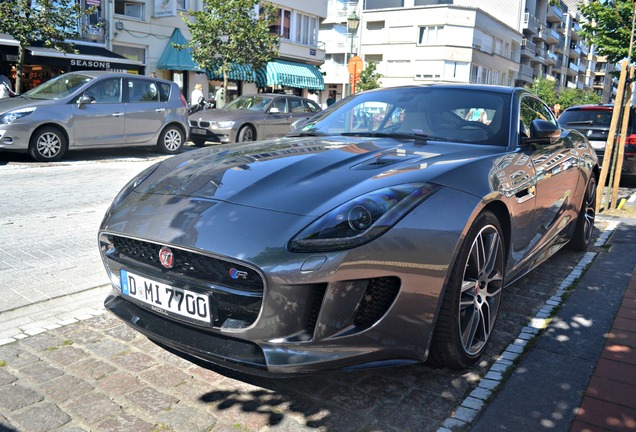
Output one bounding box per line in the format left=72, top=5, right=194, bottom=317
left=559, top=109, right=612, bottom=126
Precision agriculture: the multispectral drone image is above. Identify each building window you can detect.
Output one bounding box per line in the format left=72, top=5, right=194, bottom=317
left=270, top=8, right=291, bottom=39
left=176, top=0, right=187, bottom=10
left=112, top=44, right=145, bottom=63
left=418, top=25, right=443, bottom=45
left=294, top=12, right=318, bottom=46
left=115, top=0, right=144, bottom=19
left=365, top=54, right=383, bottom=64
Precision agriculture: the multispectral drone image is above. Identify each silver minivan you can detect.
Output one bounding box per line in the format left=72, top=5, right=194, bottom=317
left=0, top=71, right=189, bottom=161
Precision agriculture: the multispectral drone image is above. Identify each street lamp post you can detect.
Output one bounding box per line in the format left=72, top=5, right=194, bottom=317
left=347, top=11, right=360, bottom=96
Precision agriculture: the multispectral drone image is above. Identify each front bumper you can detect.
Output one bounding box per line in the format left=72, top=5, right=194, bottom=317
left=189, top=124, right=236, bottom=143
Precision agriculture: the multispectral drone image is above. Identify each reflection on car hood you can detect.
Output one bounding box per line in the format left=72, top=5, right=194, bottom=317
left=0, top=96, right=68, bottom=113
left=137, top=136, right=499, bottom=216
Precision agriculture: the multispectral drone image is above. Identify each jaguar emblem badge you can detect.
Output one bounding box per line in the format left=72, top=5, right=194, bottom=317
left=159, top=246, right=174, bottom=269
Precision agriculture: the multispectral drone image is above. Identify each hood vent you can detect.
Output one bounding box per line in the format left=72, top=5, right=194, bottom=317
left=351, top=152, right=419, bottom=170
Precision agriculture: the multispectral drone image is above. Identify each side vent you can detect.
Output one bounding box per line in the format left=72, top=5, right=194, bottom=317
left=353, top=277, right=400, bottom=329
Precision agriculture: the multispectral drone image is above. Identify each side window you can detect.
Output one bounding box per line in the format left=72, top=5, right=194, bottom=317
left=289, top=98, right=304, bottom=113
left=271, top=98, right=288, bottom=113
left=128, top=79, right=159, bottom=103
left=305, top=100, right=321, bottom=113
left=85, top=78, right=121, bottom=104
left=158, top=82, right=171, bottom=102
left=520, top=96, right=557, bottom=137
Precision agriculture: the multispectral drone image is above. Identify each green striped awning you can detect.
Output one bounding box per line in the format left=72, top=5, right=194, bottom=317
left=206, top=63, right=257, bottom=82
left=255, top=59, right=325, bottom=91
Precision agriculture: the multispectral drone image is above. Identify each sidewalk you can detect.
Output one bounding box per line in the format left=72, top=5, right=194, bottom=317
left=0, top=218, right=634, bottom=431
left=469, top=216, right=636, bottom=432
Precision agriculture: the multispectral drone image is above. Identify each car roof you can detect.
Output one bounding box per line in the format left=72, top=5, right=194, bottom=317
left=562, top=104, right=614, bottom=111
left=64, top=70, right=174, bottom=84
left=361, top=83, right=519, bottom=95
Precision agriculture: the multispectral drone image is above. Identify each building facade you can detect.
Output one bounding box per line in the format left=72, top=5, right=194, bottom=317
left=318, top=0, right=613, bottom=104
left=0, top=0, right=327, bottom=102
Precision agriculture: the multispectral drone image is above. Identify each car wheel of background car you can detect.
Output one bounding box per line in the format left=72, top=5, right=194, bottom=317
left=157, top=125, right=185, bottom=154
left=570, top=175, right=597, bottom=251
left=429, top=211, right=505, bottom=369
left=28, top=126, right=68, bottom=162
left=192, top=139, right=206, bottom=148
left=237, top=125, right=256, bottom=142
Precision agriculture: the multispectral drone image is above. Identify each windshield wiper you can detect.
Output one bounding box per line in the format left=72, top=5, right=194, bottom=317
left=341, top=131, right=438, bottom=142
left=565, top=120, right=594, bottom=125
left=287, top=130, right=326, bottom=137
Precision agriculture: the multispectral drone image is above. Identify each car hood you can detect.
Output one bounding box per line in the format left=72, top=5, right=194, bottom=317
left=135, top=136, right=501, bottom=217
left=0, top=95, right=71, bottom=113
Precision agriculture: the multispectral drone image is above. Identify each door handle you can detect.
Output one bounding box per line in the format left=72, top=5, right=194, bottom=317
left=515, top=186, right=536, bottom=204
left=155, top=108, right=166, bottom=113
left=112, top=112, right=124, bottom=117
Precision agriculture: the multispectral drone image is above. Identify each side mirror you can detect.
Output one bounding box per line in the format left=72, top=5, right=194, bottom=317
left=77, top=95, right=95, bottom=107
left=523, top=119, right=561, bottom=145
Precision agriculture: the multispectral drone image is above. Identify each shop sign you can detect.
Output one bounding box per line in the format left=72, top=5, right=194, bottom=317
left=4, top=54, right=18, bottom=62
left=70, top=59, right=111, bottom=69
left=86, top=0, right=101, bottom=6
left=154, top=0, right=176, bottom=17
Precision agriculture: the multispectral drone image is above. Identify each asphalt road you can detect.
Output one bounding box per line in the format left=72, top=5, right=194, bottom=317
left=0, top=145, right=628, bottom=431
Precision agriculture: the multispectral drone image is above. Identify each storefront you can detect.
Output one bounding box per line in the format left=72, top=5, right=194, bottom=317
left=156, top=28, right=203, bottom=102
left=0, top=38, right=143, bottom=93
left=255, top=59, right=325, bottom=96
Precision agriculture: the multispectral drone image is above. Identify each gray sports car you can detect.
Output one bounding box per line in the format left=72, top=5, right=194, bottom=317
left=188, top=93, right=321, bottom=146
left=99, top=84, right=598, bottom=376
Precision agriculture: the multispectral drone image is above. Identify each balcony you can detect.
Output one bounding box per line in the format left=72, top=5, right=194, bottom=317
left=569, top=42, right=582, bottom=57
left=544, top=27, right=560, bottom=45
left=547, top=4, right=564, bottom=23
left=567, top=62, right=579, bottom=77
left=517, top=64, right=534, bottom=84
left=546, top=50, right=558, bottom=65
left=580, top=44, right=589, bottom=56
left=553, top=36, right=565, bottom=53
left=521, top=38, right=536, bottom=58
left=523, top=13, right=539, bottom=35
left=532, top=47, right=546, bottom=64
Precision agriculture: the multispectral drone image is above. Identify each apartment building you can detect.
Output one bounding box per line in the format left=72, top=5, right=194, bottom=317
left=319, top=0, right=606, bottom=102
left=0, top=0, right=327, bottom=100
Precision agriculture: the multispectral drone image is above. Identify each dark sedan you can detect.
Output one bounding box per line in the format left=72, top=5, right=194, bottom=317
left=99, top=84, right=598, bottom=376
left=188, top=93, right=321, bottom=146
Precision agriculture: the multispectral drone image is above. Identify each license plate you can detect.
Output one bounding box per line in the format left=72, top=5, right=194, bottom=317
left=120, top=269, right=211, bottom=325
left=191, top=128, right=207, bottom=135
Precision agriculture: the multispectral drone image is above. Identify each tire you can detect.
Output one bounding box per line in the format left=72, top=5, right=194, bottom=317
left=28, top=126, right=67, bottom=162
left=429, top=211, right=505, bottom=369
left=192, top=139, right=206, bottom=148
left=236, top=125, right=256, bottom=142
left=570, top=176, right=597, bottom=251
left=157, top=125, right=185, bottom=154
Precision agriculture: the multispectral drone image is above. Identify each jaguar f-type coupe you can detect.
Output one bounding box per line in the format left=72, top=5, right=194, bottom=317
left=99, top=84, right=598, bottom=375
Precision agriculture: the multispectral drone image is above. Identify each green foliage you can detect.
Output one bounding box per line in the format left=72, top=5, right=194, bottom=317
left=557, top=88, right=602, bottom=110
left=357, top=62, right=383, bottom=92
left=527, top=76, right=558, bottom=107
left=0, top=0, right=95, bottom=92
left=182, top=0, right=279, bottom=101
left=579, top=0, right=636, bottom=64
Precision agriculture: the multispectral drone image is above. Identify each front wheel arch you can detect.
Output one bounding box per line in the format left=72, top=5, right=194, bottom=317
left=28, top=125, right=69, bottom=162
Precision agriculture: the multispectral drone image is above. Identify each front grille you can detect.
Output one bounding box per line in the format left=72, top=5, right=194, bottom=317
left=112, top=236, right=263, bottom=292
left=189, top=119, right=210, bottom=128
left=354, top=277, right=400, bottom=329
left=107, top=235, right=264, bottom=329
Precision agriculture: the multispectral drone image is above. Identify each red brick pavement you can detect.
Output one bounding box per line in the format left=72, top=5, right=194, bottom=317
left=571, top=270, right=636, bottom=431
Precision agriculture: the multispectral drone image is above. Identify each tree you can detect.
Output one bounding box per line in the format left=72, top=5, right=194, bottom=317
left=357, top=62, right=383, bottom=92
left=0, top=0, right=94, bottom=93
left=579, top=0, right=636, bottom=64
left=557, top=88, right=602, bottom=110
left=182, top=0, right=279, bottom=104
left=527, top=76, right=558, bottom=107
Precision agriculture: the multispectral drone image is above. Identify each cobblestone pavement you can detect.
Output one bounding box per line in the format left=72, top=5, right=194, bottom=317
left=0, top=218, right=617, bottom=432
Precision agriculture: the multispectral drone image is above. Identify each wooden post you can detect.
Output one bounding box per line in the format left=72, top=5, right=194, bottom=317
left=610, top=65, right=635, bottom=209
left=596, top=60, right=628, bottom=212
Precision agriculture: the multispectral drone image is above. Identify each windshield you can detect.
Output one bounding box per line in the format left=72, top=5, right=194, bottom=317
left=22, top=74, right=92, bottom=100
left=293, top=86, right=511, bottom=146
left=225, top=96, right=272, bottom=112
left=558, top=109, right=613, bottom=126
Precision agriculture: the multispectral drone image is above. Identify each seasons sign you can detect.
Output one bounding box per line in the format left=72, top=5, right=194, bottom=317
left=70, top=59, right=111, bottom=69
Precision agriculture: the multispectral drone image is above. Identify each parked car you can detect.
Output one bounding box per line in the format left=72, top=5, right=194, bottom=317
left=188, top=93, right=321, bottom=146
left=0, top=71, right=188, bottom=162
left=557, top=104, right=636, bottom=178
left=99, top=84, right=598, bottom=376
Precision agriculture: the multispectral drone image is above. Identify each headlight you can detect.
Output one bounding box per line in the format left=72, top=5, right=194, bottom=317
left=289, top=183, right=440, bottom=252
left=110, top=163, right=160, bottom=208
left=210, top=121, right=235, bottom=129
left=0, top=107, right=36, bottom=124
